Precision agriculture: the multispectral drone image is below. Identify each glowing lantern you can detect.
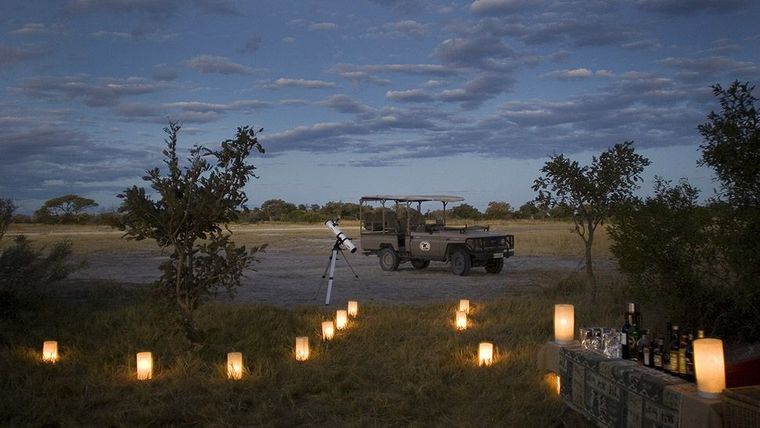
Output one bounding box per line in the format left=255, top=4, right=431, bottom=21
left=694, top=338, right=726, bottom=398
left=553, top=304, right=575, bottom=344
left=42, top=341, right=58, bottom=363
left=544, top=372, right=561, bottom=396
left=347, top=300, right=359, bottom=318
left=336, top=310, right=348, bottom=330
left=227, top=352, right=244, bottom=380
left=455, top=310, right=467, bottom=331
left=295, top=337, right=310, bottom=362
left=321, top=321, right=335, bottom=341
left=458, top=299, right=470, bottom=314
left=478, top=342, right=494, bottom=367
left=136, top=352, right=153, bottom=381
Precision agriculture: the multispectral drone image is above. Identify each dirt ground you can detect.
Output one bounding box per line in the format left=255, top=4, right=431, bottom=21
left=61, top=225, right=618, bottom=308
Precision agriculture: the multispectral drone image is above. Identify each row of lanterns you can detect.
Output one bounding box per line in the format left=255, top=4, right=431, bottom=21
left=552, top=303, right=727, bottom=398
left=38, top=298, right=497, bottom=379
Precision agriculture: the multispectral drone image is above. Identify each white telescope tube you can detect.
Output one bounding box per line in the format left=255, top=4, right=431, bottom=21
left=325, top=219, right=356, bottom=253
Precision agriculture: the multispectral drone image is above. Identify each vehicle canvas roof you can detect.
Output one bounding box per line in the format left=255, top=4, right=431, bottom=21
left=360, top=195, right=464, bottom=203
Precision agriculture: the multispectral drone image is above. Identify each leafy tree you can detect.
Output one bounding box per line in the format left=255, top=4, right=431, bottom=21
left=449, top=203, right=482, bottom=220
left=533, top=142, right=650, bottom=301
left=260, top=199, right=298, bottom=221
left=609, top=179, right=718, bottom=328
left=484, top=201, right=512, bottom=219
left=697, top=81, right=760, bottom=338
left=34, top=194, right=98, bottom=223
left=0, top=198, right=16, bottom=242
left=322, top=201, right=360, bottom=220
left=515, top=201, right=543, bottom=219
left=118, top=123, right=266, bottom=344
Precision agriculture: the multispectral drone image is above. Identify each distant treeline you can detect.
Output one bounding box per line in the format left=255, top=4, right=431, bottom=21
left=10, top=196, right=575, bottom=225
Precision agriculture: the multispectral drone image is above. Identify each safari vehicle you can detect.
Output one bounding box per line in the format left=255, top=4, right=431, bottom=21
left=359, top=195, right=515, bottom=276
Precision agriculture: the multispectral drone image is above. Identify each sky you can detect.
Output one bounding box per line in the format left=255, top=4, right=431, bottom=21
left=1, top=0, right=759, bottom=214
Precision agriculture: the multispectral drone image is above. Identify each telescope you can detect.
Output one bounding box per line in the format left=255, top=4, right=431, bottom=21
left=321, top=219, right=358, bottom=305
left=325, top=219, right=357, bottom=253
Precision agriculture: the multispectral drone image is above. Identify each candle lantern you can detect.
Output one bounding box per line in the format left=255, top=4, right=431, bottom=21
left=295, top=337, right=310, bottom=362
left=553, top=304, right=575, bottom=344
left=694, top=338, right=726, bottom=398
left=42, top=341, right=58, bottom=363
left=321, top=321, right=335, bottom=341
left=136, top=352, right=153, bottom=381
left=227, top=352, right=244, bottom=380
left=336, top=310, right=348, bottom=330
left=455, top=310, right=467, bottom=331
left=458, top=299, right=470, bottom=314
left=478, top=342, right=494, bottom=367
left=347, top=301, right=359, bottom=318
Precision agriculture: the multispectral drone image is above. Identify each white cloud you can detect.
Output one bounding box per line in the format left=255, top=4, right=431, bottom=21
left=543, top=68, right=615, bottom=80
left=309, top=22, right=338, bottom=31
left=272, top=78, right=337, bottom=89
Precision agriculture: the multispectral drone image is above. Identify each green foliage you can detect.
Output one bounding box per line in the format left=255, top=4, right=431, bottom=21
left=449, top=203, right=482, bottom=219
left=0, top=236, right=82, bottom=317
left=118, top=123, right=266, bottom=344
left=484, top=201, right=512, bottom=219
left=0, top=198, right=15, bottom=241
left=608, top=179, right=721, bottom=329
left=533, top=142, right=650, bottom=301
left=34, top=194, right=98, bottom=224
left=514, top=201, right=545, bottom=219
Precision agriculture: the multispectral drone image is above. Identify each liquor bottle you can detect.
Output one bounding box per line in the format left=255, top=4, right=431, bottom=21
left=653, top=337, right=664, bottom=370
left=628, top=314, right=641, bottom=361
left=669, top=325, right=680, bottom=374
left=678, top=334, right=688, bottom=377
left=697, top=329, right=705, bottom=339
left=685, top=331, right=695, bottom=382
left=664, top=322, right=672, bottom=371
left=641, top=331, right=653, bottom=367
left=621, top=310, right=632, bottom=359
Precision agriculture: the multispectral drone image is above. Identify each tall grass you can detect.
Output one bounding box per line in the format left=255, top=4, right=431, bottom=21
left=0, top=281, right=615, bottom=426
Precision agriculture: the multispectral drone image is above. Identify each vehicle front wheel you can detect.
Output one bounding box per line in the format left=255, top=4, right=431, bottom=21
left=411, top=259, right=430, bottom=270
left=379, top=248, right=400, bottom=271
left=450, top=248, right=471, bottom=276
left=485, top=258, right=504, bottom=274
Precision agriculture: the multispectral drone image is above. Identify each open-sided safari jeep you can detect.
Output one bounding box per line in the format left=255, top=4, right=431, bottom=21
left=359, top=195, right=515, bottom=276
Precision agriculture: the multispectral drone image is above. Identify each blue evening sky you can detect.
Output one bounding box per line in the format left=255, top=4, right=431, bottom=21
left=1, top=0, right=759, bottom=213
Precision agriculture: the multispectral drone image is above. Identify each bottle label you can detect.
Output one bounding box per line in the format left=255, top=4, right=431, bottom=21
left=679, top=351, right=687, bottom=374
left=670, top=351, right=679, bottom=372
left=654, top=355, right=662, bottom=368
left=643, top=349, right=651, bottom=366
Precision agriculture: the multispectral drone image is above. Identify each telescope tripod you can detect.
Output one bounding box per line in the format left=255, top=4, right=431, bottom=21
left=321, top=237, right=359, bottom=305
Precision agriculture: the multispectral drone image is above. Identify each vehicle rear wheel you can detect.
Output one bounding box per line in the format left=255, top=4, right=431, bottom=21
left=379, top=248, right=400, bottom=271
left=411, top=259, right=430, bottom=270
left=485, top=258, right=504, bottom=274
left=450, top=248, right=471, bottom=276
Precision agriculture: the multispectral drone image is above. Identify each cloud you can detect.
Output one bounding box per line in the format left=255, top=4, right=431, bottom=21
left=622, top=39, right=661, bottom=50
left=282, top=36, right=296, bottom=43
left=318, top=94, right=373, bottom=114
left=470, top=0, right=543, bottom=15
left=386, top=89, right=434, bottom=103
left=91, top=29, right=178, bottom=42
left=438, top=73, right=515, bottom=108
left=69, top=0, right=237, bottom=18
left=185, top=55, right=253, bottom=75
left=0, top=43, right=46, bottom=67
left=368, top=20, right=430, bottom=40
left=635, top=0, right=747, bottom=15
left=19, top=75, right=168, bottom=107
left=309, top=22, right=338, bottom=31
left=113, top=99, right=270, bottom=123
left=152, top=65, right=178, bottom=81
left=271, top=78, right=337, bottom=89
left=435, top=35, right=517, bottom=71
left=659, top=56, right=759, bottom=82
left=240, top=35, right=262, bottom=54
left=543, top=68, right=614, bottom=80
left=9, top=23, right=50, bottom=35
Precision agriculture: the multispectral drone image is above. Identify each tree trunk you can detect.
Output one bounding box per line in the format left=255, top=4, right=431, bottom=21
left=586, top=224, right=597, bottom=304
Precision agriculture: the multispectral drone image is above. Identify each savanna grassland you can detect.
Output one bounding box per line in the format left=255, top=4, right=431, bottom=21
left=0, top=221, right=618, bottom=427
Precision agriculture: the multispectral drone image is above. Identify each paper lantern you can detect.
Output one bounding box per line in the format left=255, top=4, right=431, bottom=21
left=42, top=341, right=58, bottom=363
left=347, top=300, right=359, bottom=318
left=227, top=352, right=244, bottom=380
left=336, top=310, right=348, bottom=330
left=478, top=342, right=494, bottom=367
left=458, top=299, right=470, bottom=314
left=694, top=338, right=726, bottom=398
left=321, top=321, right=335, bottom=341
left=136, top=352, right=153, bottom=381
left=295, top=337, right=310, bottom=362
left=455, top=310, right=467, bottom=331
left=544, top=372, right=561, bottom=396
left=553, top=304, right=575, bottom=344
